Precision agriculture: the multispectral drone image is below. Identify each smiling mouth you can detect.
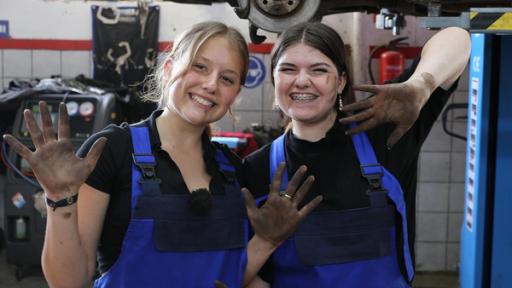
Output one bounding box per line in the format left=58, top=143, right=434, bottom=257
left=290, top=93, right=317, bottom=103
left=190, top=93, right=215, bottom=108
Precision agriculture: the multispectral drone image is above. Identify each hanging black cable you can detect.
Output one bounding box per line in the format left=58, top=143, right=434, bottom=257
left=1, top=140, right=41, bottom=189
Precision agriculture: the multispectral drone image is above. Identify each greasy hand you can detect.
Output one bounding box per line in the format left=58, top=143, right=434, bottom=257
left=339, top=73, right=435, bottom=148
left=3, top=101, right=107, bottom=200
left=242, top=163, right=322, bottom=248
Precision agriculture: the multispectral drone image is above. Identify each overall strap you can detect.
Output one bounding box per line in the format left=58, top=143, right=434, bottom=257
left=215, top=149, right=237, bottom=185
left=349, top=123, right=414, bottom=281
left=130, top=125, right=162, bottom=212
left=349, top=123, right=388, bottom=208
left=270, top=134, right=288, bottom=192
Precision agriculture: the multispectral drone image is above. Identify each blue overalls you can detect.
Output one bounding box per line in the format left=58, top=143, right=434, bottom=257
left=94, top=125, right=248, bottom=288
left=259, top=127, right=414, bottom=287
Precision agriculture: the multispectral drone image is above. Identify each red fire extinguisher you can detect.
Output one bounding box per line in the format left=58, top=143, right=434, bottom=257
left=379, top=50, right=404, bottom=84
left=368, top=37, right=408, bottom=85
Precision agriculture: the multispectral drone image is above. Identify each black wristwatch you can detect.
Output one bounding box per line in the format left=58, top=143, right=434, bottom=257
left=46, top=194, right=78, bottom=211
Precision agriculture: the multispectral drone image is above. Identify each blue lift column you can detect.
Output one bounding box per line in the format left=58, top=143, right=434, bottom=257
left=460, top=9, right=512, bottom=288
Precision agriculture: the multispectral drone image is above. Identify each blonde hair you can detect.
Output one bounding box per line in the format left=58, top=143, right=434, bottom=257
left=143, top=21, right=249, bottom=108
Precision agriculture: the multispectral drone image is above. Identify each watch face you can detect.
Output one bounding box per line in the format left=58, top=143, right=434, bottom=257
left=79, top=101, right=95, bottom=117
left=66, top=101, right=79, bottom=116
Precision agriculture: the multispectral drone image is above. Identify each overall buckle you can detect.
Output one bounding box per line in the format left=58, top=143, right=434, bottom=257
left=360, top=164, right=387, bottom=207
left=360, top=164, right=385, bottom=191
left=132, top=154, right=157, bottom=179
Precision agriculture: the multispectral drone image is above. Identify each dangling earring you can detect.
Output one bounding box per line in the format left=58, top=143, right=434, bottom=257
left=338, top=94, right=343, bottom=111
left=228, top=107, right=238, bottom=122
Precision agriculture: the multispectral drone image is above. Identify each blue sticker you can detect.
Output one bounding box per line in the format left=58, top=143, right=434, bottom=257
left=12, top=192, right=26, bottom=209
left=244, top=55, right=266, bottom=88
left=0, top=20, right=9, bottom=38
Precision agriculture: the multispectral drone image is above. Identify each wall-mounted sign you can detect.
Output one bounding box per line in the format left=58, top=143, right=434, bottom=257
left=0, top=20, right=9, bottom=38
left=244, top=55, right=266, bottom=89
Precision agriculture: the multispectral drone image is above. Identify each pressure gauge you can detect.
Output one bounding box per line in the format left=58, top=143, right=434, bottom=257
left=79, top=101, right=95, bottom=117
left=66, top=101, right=79, bottom=116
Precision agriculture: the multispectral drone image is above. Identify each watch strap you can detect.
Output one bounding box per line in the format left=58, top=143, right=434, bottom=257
left=46, top=193, right=78, bottom=211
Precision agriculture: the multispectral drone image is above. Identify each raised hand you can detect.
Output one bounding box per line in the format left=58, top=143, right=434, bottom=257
left=2, top=101, right=107, bottom=201
left=339, top=73, right=435, bottom=148
left=242, top=163, right=322, bottom=247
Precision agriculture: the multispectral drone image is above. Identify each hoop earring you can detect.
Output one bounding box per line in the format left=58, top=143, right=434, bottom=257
left=338, top=94, right=343, bottom=111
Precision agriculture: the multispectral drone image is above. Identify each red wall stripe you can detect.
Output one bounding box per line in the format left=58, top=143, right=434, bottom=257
left=0, top=39, right=274, bottom=54
left=158, top=41, right=171, bottom=52
left=0, top=39, right=92, bottom=50
left=248, top=43, right=273, bottom=54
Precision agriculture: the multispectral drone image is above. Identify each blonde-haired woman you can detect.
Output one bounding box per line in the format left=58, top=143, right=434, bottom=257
left=4, top=21, right=321, bottom=288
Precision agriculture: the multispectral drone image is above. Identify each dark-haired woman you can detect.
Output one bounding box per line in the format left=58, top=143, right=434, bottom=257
left=241, top=22, right=470, bottom=287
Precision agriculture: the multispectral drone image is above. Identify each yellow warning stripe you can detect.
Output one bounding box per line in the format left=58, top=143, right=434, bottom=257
left=488, top=13, right=512, bottom=30
left=471, top=12, right=512, bottom=30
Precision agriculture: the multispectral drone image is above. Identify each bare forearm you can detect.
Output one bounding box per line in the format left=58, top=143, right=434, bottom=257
left=42, top=203, right=92, bottom=288
left=411, top=27, right=471, bottom=90
left=242, top=235, right=277, bottom=287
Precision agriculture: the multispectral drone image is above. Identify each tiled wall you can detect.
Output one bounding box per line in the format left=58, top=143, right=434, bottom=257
left=0, top=49, right=92, bottom=89
left=0, top=36, right=470, bottom=273
left=0, top=48, right=282, bottom=132
left=416, top=66, right=469, bottom=271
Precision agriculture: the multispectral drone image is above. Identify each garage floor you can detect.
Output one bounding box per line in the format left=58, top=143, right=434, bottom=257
left=0, top=251, right=47, bottom=288
left=414, top=271, right=459, bottom=288
left=0, top=250, right=459, bottom=288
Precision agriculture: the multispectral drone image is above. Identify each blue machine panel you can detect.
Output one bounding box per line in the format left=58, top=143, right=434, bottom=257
left=460, top=33, right=512, bottom=288
left=460, top=33, right=492, bottom=288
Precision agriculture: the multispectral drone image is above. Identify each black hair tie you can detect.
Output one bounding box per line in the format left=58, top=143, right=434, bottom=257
left=188, top=188, right=213, bottom=216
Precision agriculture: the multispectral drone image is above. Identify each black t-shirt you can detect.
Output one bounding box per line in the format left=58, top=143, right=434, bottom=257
left=240, top=59, right=458, bottom=280
left=77, top=110, right=241, bottom=274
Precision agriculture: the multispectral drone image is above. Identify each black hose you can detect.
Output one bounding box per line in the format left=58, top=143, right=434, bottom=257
left=441, top=102, right=468, bottom=141
left=1, top=140, right=41, bottom=189
left=368, top=45, right=385, bottom=84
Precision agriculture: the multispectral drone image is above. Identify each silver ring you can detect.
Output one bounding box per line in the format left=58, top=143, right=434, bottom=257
left=281, top=193, right=293, bottom=200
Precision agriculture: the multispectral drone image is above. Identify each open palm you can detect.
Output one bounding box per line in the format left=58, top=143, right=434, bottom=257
left=340, top=75, right=433, bottom=148
left=3, top=101, right=106, bottom=200
left=242, top=164, right=322, bottom=247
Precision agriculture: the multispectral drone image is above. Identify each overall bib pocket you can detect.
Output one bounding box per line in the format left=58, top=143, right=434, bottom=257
left=152, top=217, right=247, bottom=252
left=135, top=194, right=247, bottom=252
left=294, top=206, right=395, bottom=266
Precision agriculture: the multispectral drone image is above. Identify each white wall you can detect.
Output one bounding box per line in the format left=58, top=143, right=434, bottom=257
left=0, top=0, right=278, bottom=42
